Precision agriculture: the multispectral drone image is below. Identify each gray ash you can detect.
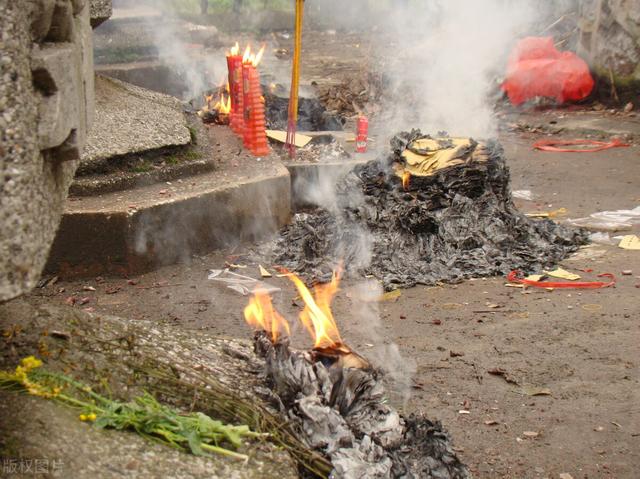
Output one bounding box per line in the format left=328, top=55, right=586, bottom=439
left=252, top=332, right=469, bottom=479
left=270, top=130, right=588, bottom=289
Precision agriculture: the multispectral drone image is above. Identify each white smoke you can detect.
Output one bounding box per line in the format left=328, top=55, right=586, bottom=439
left=380, top=0, right=539, bottom=138
left=349, top=280, right=416, bottom=406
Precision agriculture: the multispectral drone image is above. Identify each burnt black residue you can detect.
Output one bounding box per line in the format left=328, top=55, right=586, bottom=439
left=270, top=130, right=589, bottom=290
left=253, top=331, right=470, bottom=478
left=263, top=91, right=344, bottom=131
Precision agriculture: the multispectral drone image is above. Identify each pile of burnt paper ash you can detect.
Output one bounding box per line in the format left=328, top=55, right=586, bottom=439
left=243, top=272, right=470, bottom=479
left=270, top=129, right=588, bottom=290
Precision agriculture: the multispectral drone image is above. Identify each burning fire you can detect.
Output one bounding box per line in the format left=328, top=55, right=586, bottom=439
left=286, top=269, right=343, bottom=350
left=244, top=288, right=290, bottom=342
left=243, top=268, right=370, bottom=369
left=402, top=171, right=411, bottom=191
left=214, top=87, right=231, bottom=115
left=242, top=268, right=344, bottom=350
left=200, top=80, right=231, bottom=122
left=242, top=43, right=266, bottom=67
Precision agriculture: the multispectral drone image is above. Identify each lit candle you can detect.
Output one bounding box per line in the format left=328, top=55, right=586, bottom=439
left=241, top=45, right=269, bottom=157
left=226, top=42, right=243, bottom=134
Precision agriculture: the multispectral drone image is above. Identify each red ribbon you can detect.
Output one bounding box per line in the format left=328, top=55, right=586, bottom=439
left=533, top=138, right=630, bottom=153
left=507, top=270, right=616, bottom=289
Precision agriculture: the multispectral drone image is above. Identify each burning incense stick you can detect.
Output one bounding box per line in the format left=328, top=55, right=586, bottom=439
left=285, top=0, right=304, bottom=158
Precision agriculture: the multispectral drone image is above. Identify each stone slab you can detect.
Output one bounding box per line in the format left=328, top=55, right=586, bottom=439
left=82, top=75, right=191, bottom=165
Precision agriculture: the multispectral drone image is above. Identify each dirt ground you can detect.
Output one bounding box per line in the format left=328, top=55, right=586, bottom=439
left=30, top=126, right=640, bottom=479
left=21, top=16, right=640, bottom=478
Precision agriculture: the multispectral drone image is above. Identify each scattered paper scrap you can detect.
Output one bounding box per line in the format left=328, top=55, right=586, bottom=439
left=258, top=265, right=272, bottom=278
left=266, top=130, right=312, bottom=148
left=581, top=303, right=602, bottom=312
left=618, top=234, right=640, bottom=250
left=525, top=274, right=544, bottom=282
left=526, top=207, right=567, bottom=218
left=512, top=190, right=534, bottom=201
left=522, top=386, right=552, bottom=396
left=544, top=268, right=581, bottom=281
left=458, top=410, right=471, bottom=414
left=378, top=289, right=402, bottom=302
left=225, top=262, right=246, bottom=269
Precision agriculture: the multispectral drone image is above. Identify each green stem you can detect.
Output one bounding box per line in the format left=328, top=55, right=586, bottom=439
left=201, top=443, right=249, bottom=461
left=57, top=393, right=105, bottom=413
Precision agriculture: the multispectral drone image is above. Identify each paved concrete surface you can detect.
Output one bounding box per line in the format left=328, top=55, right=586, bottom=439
left=47, top=127, right=291, bottom=277
left=81, top=76, right=191, bottom=167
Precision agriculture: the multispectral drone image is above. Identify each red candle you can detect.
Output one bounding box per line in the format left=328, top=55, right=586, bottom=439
left=242, top=59, right=269, bottom=157
left=226, top=50, right=243, bottom=135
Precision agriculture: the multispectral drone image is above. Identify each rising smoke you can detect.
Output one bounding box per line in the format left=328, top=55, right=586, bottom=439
left=381, top=0, right=538, bottom=138
left=297, top=0, right=565, bottom=401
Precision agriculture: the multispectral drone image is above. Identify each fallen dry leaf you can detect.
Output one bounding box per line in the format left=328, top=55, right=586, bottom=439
left=559, top=473, right=574, bottom=479
left=83, top=285, right=96, bottom=291
left=523, top=431, right=539, bottom=438
left=484, top=420, right=499, bottom=426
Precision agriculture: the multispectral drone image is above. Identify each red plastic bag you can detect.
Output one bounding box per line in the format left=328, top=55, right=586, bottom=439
left=502, top=37, right=594, bottom=105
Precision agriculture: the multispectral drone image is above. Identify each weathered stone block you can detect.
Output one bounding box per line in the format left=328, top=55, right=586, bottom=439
left=90, top=0, right=112, bottom=28
left=27, top=0, right=56, bottom=42
left=32, top=44, right=82, bottom=151
left=0, top=0, right=95, bottom=301
left=578, top=0, right=640, bottom=79
left=46, top=0, right=75, bottom=42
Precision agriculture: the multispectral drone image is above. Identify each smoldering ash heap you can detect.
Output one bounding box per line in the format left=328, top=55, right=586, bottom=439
left=272, top=130, right=588, bottom=290
left=244, top=273, right=470, bottom=479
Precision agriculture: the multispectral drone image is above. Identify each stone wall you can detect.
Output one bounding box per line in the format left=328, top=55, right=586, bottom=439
left=0, top=0, right=108, bottom=302
left=578, top=0, right=640, bottom=78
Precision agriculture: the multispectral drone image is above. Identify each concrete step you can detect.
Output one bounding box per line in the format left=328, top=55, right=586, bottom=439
left=46, top=129, right=372, bottom=278
left=46, top=127, right=291, bottom=277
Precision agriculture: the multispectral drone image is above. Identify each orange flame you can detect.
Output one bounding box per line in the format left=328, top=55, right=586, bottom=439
left=286, top=269, right=343, bottom=350
left=214, top=93, right=231, bottom=114
left=244, top=288, right=290, bottom=342
left=242, top=43, right=266, bottom=67
left=402, top=171, right=411, bottom=191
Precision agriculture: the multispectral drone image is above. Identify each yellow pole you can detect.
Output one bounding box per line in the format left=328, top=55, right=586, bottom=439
left=285, top=0, right=304, bottom=157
